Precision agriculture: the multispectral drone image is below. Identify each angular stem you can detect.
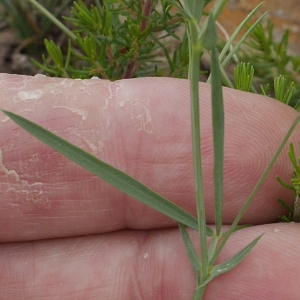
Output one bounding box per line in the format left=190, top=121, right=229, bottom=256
left=188, top=19, right=208, bottom=282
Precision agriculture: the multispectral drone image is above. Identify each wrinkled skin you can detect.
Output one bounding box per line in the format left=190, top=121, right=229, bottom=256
left=0, top=74, right=299, bottom=299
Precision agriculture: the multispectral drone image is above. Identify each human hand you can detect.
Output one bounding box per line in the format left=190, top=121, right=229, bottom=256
left=0, top=74, right=299, bottom=299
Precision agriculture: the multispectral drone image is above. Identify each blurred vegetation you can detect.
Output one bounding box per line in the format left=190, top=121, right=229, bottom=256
left=0, top=0, right=73, bottom=53
left=1, top=0, right=300, bottom=107
left=237, top=20, right=300, bottom=107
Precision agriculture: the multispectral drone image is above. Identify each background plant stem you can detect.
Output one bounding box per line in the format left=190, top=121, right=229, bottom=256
left=28, top=0, right=76, bottom=40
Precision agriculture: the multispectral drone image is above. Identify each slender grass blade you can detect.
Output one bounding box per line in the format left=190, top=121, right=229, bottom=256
left=1, top=109, right=199, bottom=230
left=211, top=46, right=224, bottom=236
left=179, top=223, right=201, bottom=274
left=211, top=113, right=300, bottom=263
left=201, top=234, right=262, bottom=287
left=218, top=3, right=264, bottom=63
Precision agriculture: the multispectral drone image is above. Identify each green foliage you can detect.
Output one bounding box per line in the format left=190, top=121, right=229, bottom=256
left=277, top=143, right=300, bottom=222
left=31, top=0, right=193, bottom=79
left=207, top=3, right=266, bottom=89
left=0, top=0, right=73, bottom=53
left=234, top=62, right=254, bottom=92
left=274, top=75, right=295, bottom=105
left=233, top=62, right=297, bottom=109
left=238, top=19, right=300, bottom=106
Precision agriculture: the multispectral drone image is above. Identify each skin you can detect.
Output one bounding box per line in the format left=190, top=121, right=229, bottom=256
left=0, top=74, right=299, bottom=299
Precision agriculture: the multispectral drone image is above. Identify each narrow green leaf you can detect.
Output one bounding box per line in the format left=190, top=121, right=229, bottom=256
left=1, top=109, right=199, bottom=230
left=188, top=17, right=210, bottom=276
left=219, top=63, right=234, bottom=89
left=209, top=0, right=229, bottom=20
left=28, top=0, right=76, bottom=40
left=200, top=235, right=262, bottom=287
left=276, top=175, right=294, bottom=191
left=207, top=235, right=219, bottom=261
left=211, top=113, right=300, bottom=264
left=206, top=226, right=214, bottom=236
left=288, top=143, right=300, bottom=174
left=221, top=12, right=267, bottom=68
left=212, top=234, right=262, bottom=275
left=207, top=7, right=266, bottom=85
left=211, top=46, right=224, bottom=236
left=201, top=14, right=217, bottom=51
left=179, top=223, right=201, bottom=274
left=277, top=198, right=294, bottom=214
left=218, top=3, right=263, bottom=63
left=191, top=0, right=204, bottom=23
left=294, top=100, right=300, bottom=112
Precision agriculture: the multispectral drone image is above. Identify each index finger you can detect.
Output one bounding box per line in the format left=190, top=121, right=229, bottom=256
left=0, top=74, right=298, bottom=241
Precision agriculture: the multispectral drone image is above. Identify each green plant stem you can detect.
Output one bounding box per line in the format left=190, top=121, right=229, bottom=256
left=192, top=285, right=206, bottom=300
left=188, top=18, right=208, bottom=286
left=28, top=0, right=76, bottom=40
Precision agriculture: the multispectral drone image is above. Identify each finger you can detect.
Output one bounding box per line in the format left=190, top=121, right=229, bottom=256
left=0, top=74, right=298, bottom=241
left=0, top=223, right=299, bottom=300
left=206, top=223, right=300, bottom=299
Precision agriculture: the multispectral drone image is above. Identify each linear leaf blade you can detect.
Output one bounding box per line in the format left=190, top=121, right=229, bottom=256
left=201, top=234, right=262, bottom=287
left=1, top=109, right=200, bottom=230
left=221, top=12, right=267, bottom=68
left=218, top=3, right=263, bottom=63
left=179, top=223, right=201, bottom=274
left=211, top=46, right=224, bottom=236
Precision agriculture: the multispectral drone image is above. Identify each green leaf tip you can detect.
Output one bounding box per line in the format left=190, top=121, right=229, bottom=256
left=200, top=234, right=263, bottom=288
left=201, top=14, right=217, bottom=50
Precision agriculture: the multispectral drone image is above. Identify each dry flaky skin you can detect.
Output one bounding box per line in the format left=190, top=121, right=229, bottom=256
left=1, top=74, right=300, bottom=299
